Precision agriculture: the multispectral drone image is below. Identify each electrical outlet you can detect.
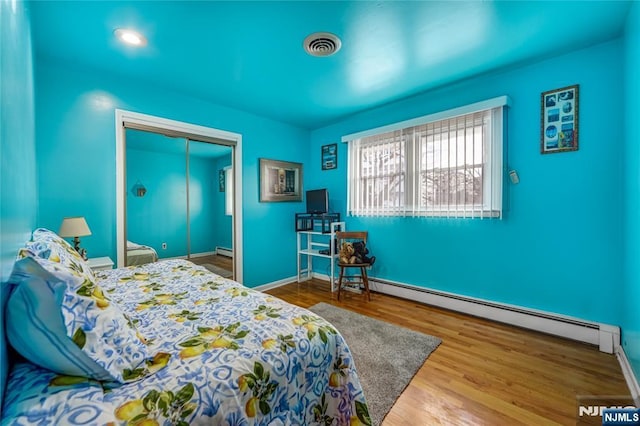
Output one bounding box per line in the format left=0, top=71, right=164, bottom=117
left=162, top=242, right=167, bottom=250
left=509, top=170, right=520, bottom=184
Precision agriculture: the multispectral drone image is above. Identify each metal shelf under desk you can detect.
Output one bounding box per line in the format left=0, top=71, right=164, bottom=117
left=296, top=221, right=344, bottom=291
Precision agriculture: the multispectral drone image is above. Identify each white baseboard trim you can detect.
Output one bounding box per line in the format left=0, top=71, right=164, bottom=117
left=616, top=346, right=640, bottom=406
left=190, top=251, right=216, bottom=258
left=367, top=276, right=620, bottom=353
left=252, top=276, right=297, bottom=292
left=216, top=247, right=233, bottom=258
left=312, top=272, right=331, bottom=282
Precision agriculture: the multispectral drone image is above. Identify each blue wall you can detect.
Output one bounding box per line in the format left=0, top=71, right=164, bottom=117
left=309, top=39, right=625, bottom=325
left=126, top=147, right=188, bottom=258
left=35, top=58, right=309, bottom=287
left=0, top=0, right=37, bottom=406
left=623, top=1, right=640, bottom=384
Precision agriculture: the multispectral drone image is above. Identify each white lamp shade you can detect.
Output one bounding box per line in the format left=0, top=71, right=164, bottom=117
left=59, top=217, right=92, bottom=238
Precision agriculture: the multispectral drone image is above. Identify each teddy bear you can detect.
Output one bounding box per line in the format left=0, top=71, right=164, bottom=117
left=339, top=241, right=356, bottom=264
left=353, top=241, right=376, bottom=265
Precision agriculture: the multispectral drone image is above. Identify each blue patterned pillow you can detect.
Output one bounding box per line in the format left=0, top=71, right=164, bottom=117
left=6, top=255, right=152, bottom=383
left=27, top=228, right=95, bottom=281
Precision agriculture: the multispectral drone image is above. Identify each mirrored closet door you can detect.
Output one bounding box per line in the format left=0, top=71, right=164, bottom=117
left=187, top=140, right=233, bottom=277
left=124, top=128, right=234, bottom=278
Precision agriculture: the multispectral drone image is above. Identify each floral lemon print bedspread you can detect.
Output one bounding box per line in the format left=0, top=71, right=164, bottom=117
left=1, top=259, right=370, bottom=425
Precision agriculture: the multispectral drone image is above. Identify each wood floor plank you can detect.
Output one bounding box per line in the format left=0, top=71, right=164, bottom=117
left=189, top=254, right=233, bottom=271
left=265, top=279, right=630, bottom=425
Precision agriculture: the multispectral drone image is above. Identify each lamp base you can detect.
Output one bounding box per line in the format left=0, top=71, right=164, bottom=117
left=72, top=237, right=88, bottom=260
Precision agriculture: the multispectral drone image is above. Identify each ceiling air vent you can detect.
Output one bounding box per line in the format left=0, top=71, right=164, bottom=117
left=304, top=32, right=342, bottom=57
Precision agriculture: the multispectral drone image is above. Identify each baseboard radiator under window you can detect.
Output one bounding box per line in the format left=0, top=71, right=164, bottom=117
left=367, top=277, right=620, bottom=354
left=216, top=246, right=233, bottom=258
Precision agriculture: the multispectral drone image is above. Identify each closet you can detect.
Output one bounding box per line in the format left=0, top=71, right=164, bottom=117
left=124, top=128, right=234, bottom=276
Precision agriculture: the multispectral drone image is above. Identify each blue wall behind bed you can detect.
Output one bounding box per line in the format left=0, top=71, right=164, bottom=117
left=308, top=38, right=625, bottom=327
left=0, top=0, right=38, bottom=409
left=34, top=57, right=309, bottom=287
left=622, top=1, right=640, bottom=387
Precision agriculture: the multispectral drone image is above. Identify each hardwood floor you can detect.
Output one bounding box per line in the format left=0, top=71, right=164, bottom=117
left=266, top=279, right=630, bottom=425
left=189, top=254, right=233, bottom=272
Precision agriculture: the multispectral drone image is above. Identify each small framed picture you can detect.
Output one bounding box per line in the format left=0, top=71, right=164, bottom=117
left=218, top=169, right=225, bottom=192
left=541, top=84, right=579, bottom=154
left=322, top=143, right=338, bottom=170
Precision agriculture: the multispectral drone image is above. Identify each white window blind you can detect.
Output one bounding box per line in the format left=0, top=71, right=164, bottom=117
left=345, top=97, right=507, bottom=218
left=225, top=166, right=233, bottom=216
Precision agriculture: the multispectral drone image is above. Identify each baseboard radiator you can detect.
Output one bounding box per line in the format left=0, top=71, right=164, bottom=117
left=189, top=251, right=215, bottom=259
left=216, top=246, right=233, bottom=258
left=367, top=277, right=620, bottom=354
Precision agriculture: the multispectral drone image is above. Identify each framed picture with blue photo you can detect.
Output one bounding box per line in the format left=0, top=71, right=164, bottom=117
left=541, top=84, right=579, bottom=154
left=321, top=143, right=337, bottom=170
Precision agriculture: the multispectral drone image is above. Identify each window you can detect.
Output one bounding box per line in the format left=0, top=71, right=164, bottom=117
left=345, top=97, right=508, bottom=218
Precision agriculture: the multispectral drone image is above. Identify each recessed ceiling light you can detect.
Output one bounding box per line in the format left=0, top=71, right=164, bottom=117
left=304, top=32, right=341, bottom=57
left=114, top=28, right=147, bottom=47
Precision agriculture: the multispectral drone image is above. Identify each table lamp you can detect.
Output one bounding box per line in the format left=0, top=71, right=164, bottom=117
left=59, top=216, right=92, bottom=257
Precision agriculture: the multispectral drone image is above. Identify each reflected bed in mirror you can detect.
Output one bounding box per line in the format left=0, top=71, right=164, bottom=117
left=126, top=240, right=158, bottom=266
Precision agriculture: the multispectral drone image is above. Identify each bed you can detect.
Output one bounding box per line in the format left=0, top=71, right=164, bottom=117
left=1, top=229, right=369, bottom=425
left=127, top=240, right=158, bottom=266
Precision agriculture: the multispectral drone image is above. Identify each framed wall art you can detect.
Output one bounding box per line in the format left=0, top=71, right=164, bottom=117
left=259, top=158, right=303, bottom=202
left=218, top=169, right=225, bottom=192
left=541, top=84, right=579, bottom=154
left=321, top=143, right=337, bottom=170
